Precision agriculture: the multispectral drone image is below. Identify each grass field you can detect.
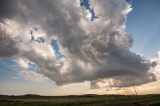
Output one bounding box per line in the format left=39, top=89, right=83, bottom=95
left=0, top=94, right=160, bottom=106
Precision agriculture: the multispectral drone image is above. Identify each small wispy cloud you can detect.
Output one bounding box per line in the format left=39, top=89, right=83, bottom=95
left=14, top=69, right=49, bottom=82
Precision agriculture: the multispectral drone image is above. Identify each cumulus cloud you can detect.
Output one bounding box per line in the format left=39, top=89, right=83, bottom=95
left=0, top=23, right=19, bottom=58
left=149, top=52, right=160, bottom=80
left=0, top=0, right=159, bottom=88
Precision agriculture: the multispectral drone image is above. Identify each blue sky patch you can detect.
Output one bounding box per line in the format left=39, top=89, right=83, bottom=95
left=51, top=39, right=65, bottom=60
left=0, top=58, right=17, bottom=81
left=30, top=28, right=45, bottom=44
left=80, top=0, right=98, bottom=21
left=36, top=37, right=45, bottom=44
left=27, top=63, right=38, bottom=71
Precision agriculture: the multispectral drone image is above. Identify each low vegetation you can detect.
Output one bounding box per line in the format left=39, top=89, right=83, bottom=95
left=0, top=94, right=160, bottom=106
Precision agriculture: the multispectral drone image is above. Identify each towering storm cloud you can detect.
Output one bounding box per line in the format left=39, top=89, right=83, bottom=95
left=0, top=0, right=159, bottom=88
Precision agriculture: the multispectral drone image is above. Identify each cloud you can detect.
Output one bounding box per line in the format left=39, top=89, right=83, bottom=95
left=16, top=58, right=29, bottom=69
left=15, top=69, right=49, bottom=82
left=80, top=0, right=98, bottom=21
left=14, top=57, right=49, bottom=82
left=0, top=0, right=159, bottom=88
left=0, top=23, right=19, bottom=58
left=149, top=51, right=160, bottom=80
left=0, top=0, right=19, bottom=20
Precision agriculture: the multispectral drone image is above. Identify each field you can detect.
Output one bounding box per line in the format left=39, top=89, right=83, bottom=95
left=0, top=94, right=160, bottom=106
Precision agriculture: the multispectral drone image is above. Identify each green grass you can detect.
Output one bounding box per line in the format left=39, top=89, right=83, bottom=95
left=0, top=94, right=160, bottom=106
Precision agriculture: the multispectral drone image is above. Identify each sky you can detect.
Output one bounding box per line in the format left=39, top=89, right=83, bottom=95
left=0, top=0, right=160, bottom=96
left=126, top=0, right=160, bottom=58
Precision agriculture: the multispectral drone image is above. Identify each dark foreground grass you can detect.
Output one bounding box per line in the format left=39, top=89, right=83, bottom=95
left=0, top=94, right=160, bottom=106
